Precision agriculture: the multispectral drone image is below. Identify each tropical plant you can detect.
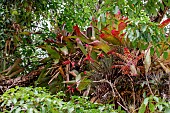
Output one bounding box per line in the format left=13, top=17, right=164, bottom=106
left=0, top=86, right=125, bottom=113
left=0, top=1, right=170, bottom=112
left=110, top=47, right=144, bottom=76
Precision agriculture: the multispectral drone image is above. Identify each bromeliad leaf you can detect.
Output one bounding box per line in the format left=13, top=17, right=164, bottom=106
left=118, top=22, right=127, bottom=31
left=76, top=38, right=87, bottom=55
left=111, top=47, right=144, bottom=76
left=159, top=18, right=170, bottom=28
left=38, top=45, right=60, bottom=60
left=73, top=25, right=81, bottom=36
left=88, top=40, right=111, bottom=53
left=77, top=78, right=91, bottom=91
left=100, top=33, right=122, bottom=45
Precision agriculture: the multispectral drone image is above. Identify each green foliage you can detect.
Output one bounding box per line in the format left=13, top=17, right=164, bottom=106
left=0, top=86, right=125, bottom=113
left=126, top=17, right=169, bottom=50
left=1, top=87, right=169, bottom=113
left=0, top=0, right=169, bottom=76
left=138, top=95, right=170, bottom=113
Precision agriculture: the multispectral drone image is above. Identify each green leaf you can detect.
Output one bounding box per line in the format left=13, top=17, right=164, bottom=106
left=68, top=36, right=90, bottom=43
left=76, top=74, right=81, bottom=82
left=97, top=41, right=111, bottom=53
left=46, top=45, right=60, bottom=59
left=63, top=80, right=76, bottom=84
left=77, top=42, right=87, bottom=55
left=149, top=27, right=153, bottom=34
left=149, top=103, right=155, bottom=112
left=163, top=51, right=168, bottom=59
left=68, top=107, right=74, bottom=113
left=168, top=0, right=170, bottom=6
left=114, top=6, right=119, bottom=14
left=156, top=49, right=160, bottom=58
left=165, top=108, right=170, bottom=113
left=162, top=102, right=169, bottom=107
left=28, top=108, right=33, bottom=113
left=138, top=104, right=146, bottom=113
left=141, top=25, right=147, bottom=32
left=140, top=43, right=148, bottom=50
left=15, top=107, right=21, bottom=113
left=12, top=98, right=17, bottom=104
left=157, top=104, right=163, bottom=111
left=164, top=0, right=170, bottom=6
left=60, top=46, right=68, bottom=55
left=19, top=32, right=30, bottom=35
left=143, top=97, right=149, bottom=105
left=11, top=10, right=18, bottom=15
left=159, top=2, right=164, bottom=10
left=132, top=0, right=138, bottom=4
left=143, top=92, right=147, bottom=98
left=136, top=29, right=140, bottom=38
left=77, top=78, right=91, bottom=91
left=101, top=13, right=106, bottom=23
left=38, top=45, right=60, bottom=60
left=153, top=96, right=159, bottom=102
left=150, top=47, right=154, bottom=56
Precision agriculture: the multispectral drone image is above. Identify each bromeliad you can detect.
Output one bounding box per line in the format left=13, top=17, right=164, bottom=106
left=109, top=47, right=144, bottom=76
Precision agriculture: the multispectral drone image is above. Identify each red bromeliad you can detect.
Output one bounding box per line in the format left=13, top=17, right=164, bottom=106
left=110, top=47, right=144, bottom=76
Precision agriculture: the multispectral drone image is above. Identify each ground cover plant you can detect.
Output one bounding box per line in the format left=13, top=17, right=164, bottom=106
left=0, top=86, right=169, bottom=113
left=0, top=86, right=124, bottom=113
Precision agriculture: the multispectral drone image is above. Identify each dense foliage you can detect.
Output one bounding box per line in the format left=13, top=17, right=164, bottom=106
left=0, top=86, right=169, bottom=113
left=0, top=0, right=170, bottom=112
left=0, top=86, right=123, bottom=113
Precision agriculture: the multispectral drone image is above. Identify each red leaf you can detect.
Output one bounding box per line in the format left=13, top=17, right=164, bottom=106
left=122, top=16, right=128, bottom=21
left=100, top=33, right=106, bottom=38
left=118, top=22, right=126, bottom=31
left=84, top=53, right=94, bottom=62
left=98, top=53, right=104, bottom=58
left=120, top=33, right=126, bottom=37
left=107, top=49, right=116, bottom=55
left=73, top=25, right=81, bottom=36
left=71, top=62, right=75, bottom=67
left=92, top=17, right=98, bottom=23
left=124, top=47, right=132, bottom=59
left=62, top=60, right=71, bottom=65
left=111, top=30, right=119, bottom=38
left=84, top=71, right=87, bottom=74
left=159, top=18, right=170, bottom=28
left=71, top=88, right=74, bottom=93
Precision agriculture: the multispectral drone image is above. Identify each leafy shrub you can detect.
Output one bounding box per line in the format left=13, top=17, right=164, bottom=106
left=1, top=87, right=169, bottom=113
left=138, top=95, right=170, bottom=113
left=0, top=86, right=125, bottom=113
